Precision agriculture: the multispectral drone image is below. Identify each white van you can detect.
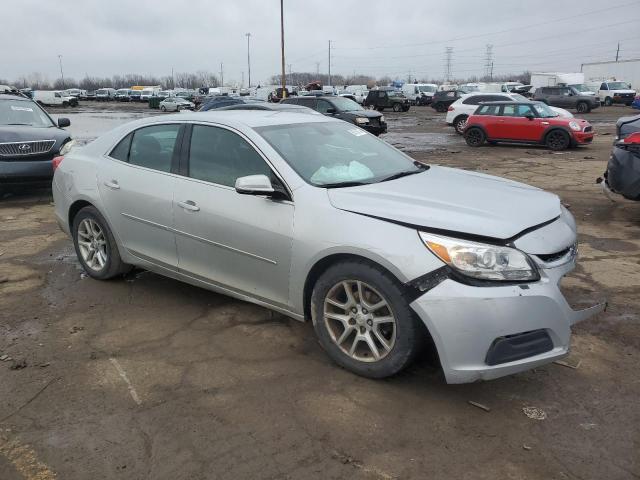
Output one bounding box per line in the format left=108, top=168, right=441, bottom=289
left=402, top=83, right=438, bottom=105
left=33, top=90, right=77, bottom=107
left=586, top=80, right=636, bottom=106
left=95, top=88, right=116, bottom=101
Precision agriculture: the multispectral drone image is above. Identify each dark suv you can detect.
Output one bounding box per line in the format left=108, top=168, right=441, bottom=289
left=533, top=86, right=599, bottom=113
left=282, top=95, right=387, bottom=135
left=363, top=88, right=410, bottom=112
left=431, top=90, right=464, bottom=112
left=0, top=89, right=72, bottom=189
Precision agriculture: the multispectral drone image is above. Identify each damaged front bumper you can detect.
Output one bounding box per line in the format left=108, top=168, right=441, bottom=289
left=410, top=258, right=605, bottom=384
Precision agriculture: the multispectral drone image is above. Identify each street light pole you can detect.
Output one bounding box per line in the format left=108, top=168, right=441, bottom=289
left=280, top=0, right=286, bottom=98
left=245, top=33, right=252, bottom=88
left=58, top=55, right=65, bottom=89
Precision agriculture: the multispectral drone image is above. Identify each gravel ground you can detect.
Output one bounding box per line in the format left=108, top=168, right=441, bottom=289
left=0, top=101, right=638, bottom=480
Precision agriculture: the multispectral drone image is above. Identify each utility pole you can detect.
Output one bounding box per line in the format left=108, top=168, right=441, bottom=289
left=58, top=54, right=65, bottom=89
left=316, top=62, right=320, bottom=77
left=490, top=61, right=494, bottom=81
left=328, top=40, right=332, bottom=87
left=280, top=0, right=286, bottom=97
left=171, top=67, right=174, bottom=89
left=484, top=44, right=493, bottom=80
left=245, top=33, right=252, bottom=87
left=616, top=42, right=620, bottom=62
left=445, top=47, right=453, bottom=82
left=220, top=62, right=224, bottom=87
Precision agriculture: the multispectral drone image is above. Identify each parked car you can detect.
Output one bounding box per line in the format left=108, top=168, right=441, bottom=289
left=64, top=88, right=85, bottom=100
left=33, top=90, right=78, bottom=107
left=129, top=90, right=143, bottom=102
left=586, top=81, right=636, bottom=106
left=175, top=90, right=195, bottom=102
left=533, top=86, right=600, bottom=113
left=600, top=113, right=640, bottom=200
left=464, top=101, right=594, bottom=150
left=446, top=93, right=573, bottom=134
left=115, top=89, right=131, bottom=102
left=632, top=95, right=640, bottom=110
left=85, top=90, right=97, bottom=100
left=282, top=95, right=387, bottom=135
left=199, top=96, right=245, bottom=111
left=159, top=97, right=195, bottom=112
left=52, top=110, right=603, bottom=382
left=95, top=88, right=117, bottom=101
left=401, top=83, right=438, bottom=105
left=431, top=89, right=464, bottom=112
left=363, top=88, right=410, bottom=112
left=140, top=90, right=157, bottom=102
left=0, top=90, right=72, bottom=189
left=344, top=85, right=369, bottom=104
left=218, top=103, right=321, bottom=114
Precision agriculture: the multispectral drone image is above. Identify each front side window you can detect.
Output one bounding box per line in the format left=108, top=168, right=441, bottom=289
left=128, top=124, right=181, bottom=172
left=256, top=122, right=422, bottom=187
left=188, top=125, right=272, bottom=187
left=502, top=104, right=534, bottom=117
left=600, top=83, right=608, bottom=90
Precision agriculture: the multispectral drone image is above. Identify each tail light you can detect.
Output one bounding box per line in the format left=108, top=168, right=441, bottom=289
left=52, top=156, right=64, bottom=171
left=623, top=132, right=640, bottom=144
left=448, top=106, right=454, bottom=111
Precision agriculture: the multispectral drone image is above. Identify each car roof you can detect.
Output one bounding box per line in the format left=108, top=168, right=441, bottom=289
left=480, top=100, right=541, bottom=105
left=149, top=110, right=335, bottom=128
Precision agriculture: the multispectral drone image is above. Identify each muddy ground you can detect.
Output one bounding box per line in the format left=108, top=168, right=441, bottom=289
left=1, top=101, right=639, bottom=480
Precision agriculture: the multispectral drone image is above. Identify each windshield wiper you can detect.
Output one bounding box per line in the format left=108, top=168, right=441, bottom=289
left=379, top=164, right=428, bottom=183
left=319, top=181, right=371, bottom=188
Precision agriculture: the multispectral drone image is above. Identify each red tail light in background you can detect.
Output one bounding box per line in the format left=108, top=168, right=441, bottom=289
left=52, top=156, right=64, bottom=171
left=623, top=132, right=640, bottom=145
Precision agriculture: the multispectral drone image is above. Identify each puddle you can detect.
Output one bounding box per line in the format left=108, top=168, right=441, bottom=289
left=381, top=132, right=461, bottom=152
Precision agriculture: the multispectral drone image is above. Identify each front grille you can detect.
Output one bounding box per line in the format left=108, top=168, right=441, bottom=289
left=536, top=243, right=576, bottom=264
left=0, top=140, right=56, bottom=157
left=584, top=126, right=593, bottom=132
left=369, top=118, right=380, bottom=126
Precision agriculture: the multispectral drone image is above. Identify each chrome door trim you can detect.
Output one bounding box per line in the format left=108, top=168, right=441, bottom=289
left=121, top=212, right=278, bottom=265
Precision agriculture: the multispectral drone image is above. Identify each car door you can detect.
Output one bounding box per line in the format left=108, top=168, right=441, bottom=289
left=97, top=123, right=183, bottom=268
left=499, top=104, right=544, bottom=141
left=476, top=104, right=503, bottom=138
left=173, top=123, right=294, bottom=308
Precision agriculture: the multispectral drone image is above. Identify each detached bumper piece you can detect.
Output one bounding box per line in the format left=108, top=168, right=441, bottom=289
left=485, top=329, right=553, bottom=366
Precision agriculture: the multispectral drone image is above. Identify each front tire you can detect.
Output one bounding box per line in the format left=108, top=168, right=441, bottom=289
left=545, top=129, right=571, bottom=151
left=604, top=97, right=612, bottom=106
left=464, top=127, right=486, bottom=147
left=311, top=261, right=422, bottom=378
left=161, top=105, right=166, bottom=112
left=72, top=206, right=130, bottom=280
left=576, top=101, right=590, bottom=114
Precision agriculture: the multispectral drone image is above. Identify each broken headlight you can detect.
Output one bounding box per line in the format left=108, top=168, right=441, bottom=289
left=419, top=232, right=539, bottom=282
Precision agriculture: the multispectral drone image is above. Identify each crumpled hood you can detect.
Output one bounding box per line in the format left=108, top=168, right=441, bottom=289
left=328, top=165, right=561, bottom=240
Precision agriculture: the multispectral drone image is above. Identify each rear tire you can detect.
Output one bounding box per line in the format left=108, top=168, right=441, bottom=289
left=464, top=127, right=486, bottom=147
left=435, top=103, right=447, bottom=113
left=545, top=129, right=571, bottom=151
left=161, top=105, right=166, bottom=112
left=72, top=206, right=131, bottom=280
left=393, top=103, right=402, bottom=112
left=604, top=97, right=612, bottom=106
left=311, top=260, right=423, bottom=378
left=453, top=115, right=468, bottom=134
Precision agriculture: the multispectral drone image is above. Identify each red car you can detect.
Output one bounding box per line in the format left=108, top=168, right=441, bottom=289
left=464, top=101, right=594, bottom=150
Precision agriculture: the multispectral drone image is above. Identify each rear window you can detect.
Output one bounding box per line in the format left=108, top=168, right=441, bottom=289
left=109, top=133, right=132, bottom=161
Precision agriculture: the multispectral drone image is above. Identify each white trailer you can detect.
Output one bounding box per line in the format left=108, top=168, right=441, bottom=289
left=581, top=59, right=640, bottom=90
left=531, top=72, right=585, bottom=89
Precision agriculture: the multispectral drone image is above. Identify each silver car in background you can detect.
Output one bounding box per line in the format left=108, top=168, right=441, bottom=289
left=52, top=111, right=605, bottom=383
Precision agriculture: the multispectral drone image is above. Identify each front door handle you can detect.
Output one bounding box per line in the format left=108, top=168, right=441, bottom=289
left=177, top=200, right=200, bottom=212
left=103, top=180, right=120, bottom=190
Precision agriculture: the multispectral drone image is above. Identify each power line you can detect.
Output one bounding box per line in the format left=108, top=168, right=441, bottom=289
left=445, top=47, right=453, bottom=81
left=484, top=44, right=493, bottom=79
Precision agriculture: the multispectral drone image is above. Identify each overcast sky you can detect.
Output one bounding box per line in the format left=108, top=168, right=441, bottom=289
left=3, top=0, right=640, bottom=85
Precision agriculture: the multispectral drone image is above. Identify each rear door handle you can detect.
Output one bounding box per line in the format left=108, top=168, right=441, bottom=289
left=177, top=200, right=200, bottom=212
left=103, top=180, right=120, bottom=190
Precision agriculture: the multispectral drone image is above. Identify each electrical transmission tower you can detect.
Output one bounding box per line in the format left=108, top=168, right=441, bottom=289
left=484, top=44, right=494, bottom=80
left=445, top=47, right=453, bottom=82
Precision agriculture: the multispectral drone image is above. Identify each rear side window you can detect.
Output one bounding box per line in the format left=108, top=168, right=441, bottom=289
left=109, top=133, right=132, bottom=161
left=316, top=100, right=334, bottom=113
left=188, top=125, right=272, bottom=187
left=463, top=96, right=483, bottom=105
left=477, top=105, right=499, bottom=115
left=128, top=124, right=181, bottom=172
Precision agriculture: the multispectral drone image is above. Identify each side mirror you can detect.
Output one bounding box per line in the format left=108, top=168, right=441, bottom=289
left=58, top=118, right=71, bottom=128
left=326, top=107, right=337, bottom=114
left=235, top=174, right=274, bottom=195
left=525, top=114, right=535, bottom=121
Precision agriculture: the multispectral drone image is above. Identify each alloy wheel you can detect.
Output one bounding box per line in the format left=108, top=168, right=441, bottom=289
left=546, top=130, right=569, bottom=150
left=455, top=116, right=468, bottom=134
left=77, top=218, right=108, bottom=271
left=323, top=280, right=396, bottom=362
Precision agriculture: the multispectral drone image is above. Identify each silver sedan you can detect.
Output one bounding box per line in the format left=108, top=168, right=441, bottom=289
left=52, top=111, right=604, bottom=382
left=159, top=97, right=195, bottom=112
